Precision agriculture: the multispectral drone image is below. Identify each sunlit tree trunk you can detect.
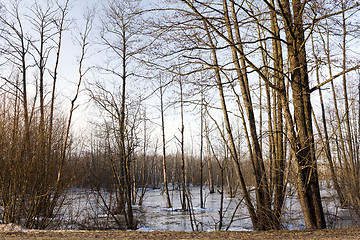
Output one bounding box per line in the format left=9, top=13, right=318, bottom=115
left=339, top=0, right=360, bottom=209
left=225, top=0, right=274, bottom=229
left=179, top=78, right=186, bottom=211
left=199, top=94, right=204, bottom=208
left=48, top=0, right=70, bottom=165
left=203, top=19, right=259, bottom=229
left=311, top=31, right=346, bottom=207
left=205, top=115, right=215, bottom=194
left=279, top=0, right=326, bottom=229
left=269, top=0, right=286, bottom=223
left=160, top=80, right=172, bottom=208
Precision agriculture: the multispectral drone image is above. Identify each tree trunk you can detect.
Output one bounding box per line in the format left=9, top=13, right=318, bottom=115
left=203, top=19, right=259, bottom=229
left=205, top=117, right=215, bottom=194
left=160, top=81, right=172, bottom=208
left=280, top=0, right=326, bottom=229
left=225, top=0, right=274, bottom=229
left=179, top=79, right=186, bottom=211
left=269, top=0, right=286, bottom=223
left=200, top=94, right=204, bottom=208
left=311, top=32, right=346, bottom=207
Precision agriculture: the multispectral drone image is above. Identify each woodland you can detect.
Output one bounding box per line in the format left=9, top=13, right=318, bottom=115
left=0, top=0, right=360, bottom=231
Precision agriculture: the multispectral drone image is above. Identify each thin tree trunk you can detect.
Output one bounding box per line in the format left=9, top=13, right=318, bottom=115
left=311, top=32, right=346, bottom=206
left=322, top=18, right=351, bottom=204
left=48, top=0, right=69, bottom=164
left=269, top=0, right=286, bottom=223
left=160, top=81, right=172, bottom=208
left=200, top=94, right=204, bottom=208
left=179, top=79, right=186, bottom=211
left=203, top=19, right=259, bottom=229
left=225, top=0, right=274, bottom=229
left=205, top=116, right=215, bottom=194
left=120, top=26, right=135, bottom=229
left=340, top=1, right=359, bottom=204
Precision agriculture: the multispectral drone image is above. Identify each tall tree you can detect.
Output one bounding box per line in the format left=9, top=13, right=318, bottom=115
left=94, top=0, right=148, bottom=229
left=274, top=0, right=326, bottom=228
left=159, top=75, right=172, bottom=208
left=179, top=77, right=187, bottom=210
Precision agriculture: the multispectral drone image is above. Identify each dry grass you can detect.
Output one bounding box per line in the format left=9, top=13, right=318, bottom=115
left=1, top=227, right=360, bottom=240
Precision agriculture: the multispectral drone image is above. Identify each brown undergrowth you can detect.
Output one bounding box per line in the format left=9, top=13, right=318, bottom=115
left=1, top=227, right=360, bottom=240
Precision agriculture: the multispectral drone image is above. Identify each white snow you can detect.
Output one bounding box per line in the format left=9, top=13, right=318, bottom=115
left=0, top=223, right=27, bottom=232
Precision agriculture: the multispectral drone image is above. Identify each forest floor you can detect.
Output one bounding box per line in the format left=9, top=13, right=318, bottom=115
left=1, top=227, right=360, bottom=240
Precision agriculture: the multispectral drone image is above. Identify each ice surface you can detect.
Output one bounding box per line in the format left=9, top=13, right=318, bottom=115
left=1, top=182, right=358, bottom=231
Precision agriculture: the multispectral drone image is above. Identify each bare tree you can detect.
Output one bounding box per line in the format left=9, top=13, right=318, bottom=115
left=0, top=0, right=90, bottom=229
left=89, top=0, right=150, bottom=229
left=179, top=77, right=186, bottom=210
left=158, top=75, right=172, bottom=208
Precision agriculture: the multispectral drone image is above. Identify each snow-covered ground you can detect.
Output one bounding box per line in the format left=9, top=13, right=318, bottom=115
left=0, top=223, right=28, bottom=232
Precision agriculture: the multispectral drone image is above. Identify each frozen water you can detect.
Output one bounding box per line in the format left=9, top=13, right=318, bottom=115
left=134, top=187, right=252, bottom=231
left=5, top=182, right=357, bottom=231
left=55, top=186, right=254, bottom=231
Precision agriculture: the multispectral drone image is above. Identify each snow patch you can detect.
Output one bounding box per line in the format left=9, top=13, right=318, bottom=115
left=0, top=223, right=27, bottom=232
